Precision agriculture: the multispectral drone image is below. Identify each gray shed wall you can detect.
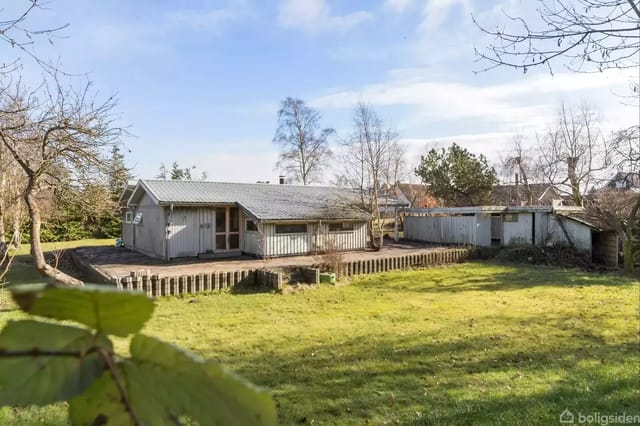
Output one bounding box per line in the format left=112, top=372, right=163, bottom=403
left=475, top=214, right=492, bottom=246
left=546, top=216, right=592, bottom=253
left=503, top=212, right=533, bottom=246
left=132, top=193, right=166, bottom=259
left=403, top=215, right=477, bottom=245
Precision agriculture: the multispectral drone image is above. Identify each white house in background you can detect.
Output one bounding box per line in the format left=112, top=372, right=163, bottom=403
left=120, top=180, right=372, bottom=260
left=403, top=206, right=619, bottom=267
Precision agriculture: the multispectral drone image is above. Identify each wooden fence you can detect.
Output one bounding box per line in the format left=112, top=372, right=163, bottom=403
left=110, top=268, right=283, bottom=297
left=337, top=248, right=470, bottom=277
left=108, top=248, right=487, bottom=298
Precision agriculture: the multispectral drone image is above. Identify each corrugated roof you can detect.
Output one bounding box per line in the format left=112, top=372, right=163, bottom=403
left=132, top=180, right=371, bottom=221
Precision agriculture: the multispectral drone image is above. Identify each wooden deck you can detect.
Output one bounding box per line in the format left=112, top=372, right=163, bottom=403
left=74, top=240, right=452, bottom=280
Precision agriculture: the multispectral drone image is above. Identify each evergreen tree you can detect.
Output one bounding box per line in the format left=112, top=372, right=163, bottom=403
left=108, top=146, right=132, bottom=201
left=415, top=143, right=498, bottom=207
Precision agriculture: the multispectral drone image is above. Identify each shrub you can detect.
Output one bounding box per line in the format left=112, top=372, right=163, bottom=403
left=315, top=238, right=344, bottom=278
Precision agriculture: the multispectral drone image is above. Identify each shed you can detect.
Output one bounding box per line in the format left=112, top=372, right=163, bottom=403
left=403, top=206, right=618, bottom=267
left=121, top=180, right=371, bottom=260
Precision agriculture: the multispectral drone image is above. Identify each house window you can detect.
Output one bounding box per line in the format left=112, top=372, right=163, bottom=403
left=246, top=220, right=258, bottom=232
left=503, top=213, right=518, bottom=223
left=132, top=213, right=143, bottom=225
left=124, top=211, right=133, bottom=223
left=329, top=222, right=355, bottom=232
left=275, top=224, right=308, bottom=234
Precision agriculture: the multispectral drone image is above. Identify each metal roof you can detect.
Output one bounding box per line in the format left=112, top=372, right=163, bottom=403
left=128, top=179, right=371, bottom=221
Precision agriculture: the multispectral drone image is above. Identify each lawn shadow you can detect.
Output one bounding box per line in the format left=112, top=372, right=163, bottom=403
left=224, top=314, right=639, bottom=424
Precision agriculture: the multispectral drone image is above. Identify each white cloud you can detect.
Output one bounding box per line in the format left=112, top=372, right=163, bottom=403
left=385, top=0, right=413, bottom=13
left=85, top=1, right=253, bottom=55
left=311, top=69, right=633, bottom=126
left=420, top=0, right=471, bottom=33
left=277, top=0, right=372, bottom=32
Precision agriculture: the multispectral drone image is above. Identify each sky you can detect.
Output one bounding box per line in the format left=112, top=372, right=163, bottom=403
left=1, top=0, right=637, bottom=184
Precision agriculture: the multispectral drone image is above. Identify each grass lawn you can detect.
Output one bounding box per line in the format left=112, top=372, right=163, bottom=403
left=1, top=259, right=639, bottom=425
left=1, top=239, right=112, bottom=288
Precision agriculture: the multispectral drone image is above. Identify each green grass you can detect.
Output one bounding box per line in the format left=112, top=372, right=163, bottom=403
left=2, top=239, right=112, bottom=286
left=1, top=262, right=639, bottom=425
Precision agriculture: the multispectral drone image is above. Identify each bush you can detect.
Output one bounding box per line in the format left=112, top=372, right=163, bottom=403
left=495, top=243, right=592, bottom=269
left=315, top=238, right=345, bottom=278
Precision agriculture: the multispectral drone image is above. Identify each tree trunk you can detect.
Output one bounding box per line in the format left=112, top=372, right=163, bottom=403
left=11, top=208, right=21, bottom=249
left=623, top=236, right=633, bottom=274
left=0, top=173, right=5, bottom=247
left=24, top=183, right=83, bottom=286
left=623, top=196, right=640, bottom=274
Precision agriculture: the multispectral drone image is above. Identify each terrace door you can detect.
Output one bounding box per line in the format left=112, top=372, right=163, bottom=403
left=214, top=207, right=241, bottom=252
left=490, top=214, right=502, bottom=246
left=198, top=208, right=214, bottom=253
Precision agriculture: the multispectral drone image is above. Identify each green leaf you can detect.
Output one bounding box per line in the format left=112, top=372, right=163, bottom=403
left=12, top=284, right=154, bottom=337
left=68, top=371, right=133, bottom=426
left=0, top=320, right=110, bottom=406
left=69, top=334, right=278, bottom=426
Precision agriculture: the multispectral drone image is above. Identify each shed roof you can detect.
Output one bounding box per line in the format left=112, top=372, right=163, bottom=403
left=127, top=179, right=371, bottom=221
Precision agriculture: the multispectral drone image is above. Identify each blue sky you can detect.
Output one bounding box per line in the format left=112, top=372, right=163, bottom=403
left=2, top=0, right=635, bottom=183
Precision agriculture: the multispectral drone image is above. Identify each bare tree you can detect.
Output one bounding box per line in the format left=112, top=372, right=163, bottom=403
left=586, top=125, right=640, bottom=272
left=0, top=142, right=25, bottom=255
left=335, top=102, right=405, bottom=249
left=501, top=134, right=542, bottom=205
left=538, top=102, right=611, bottom=205
left=0, top=1, right=69, bottom=74
left=273, top=97, right=334, bottom=185
left=0, top=77, right=122, bottom=285
left=474, top=0, right=640, bottom=74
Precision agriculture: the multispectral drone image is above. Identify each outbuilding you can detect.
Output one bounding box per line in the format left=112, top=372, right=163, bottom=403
left=120, top=180, right=371, bottom=260
left=403, top=206, right=619, bottom=267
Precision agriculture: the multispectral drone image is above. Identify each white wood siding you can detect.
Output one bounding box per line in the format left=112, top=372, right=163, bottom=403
left=122, top=211, right=133, bottom=247
left=503, top=213, right=533, bottom=246
left=132, top=193, right=166, bottom=259
left=404, top=215, right=477, bottom=245
left=243, top=219, right=263, bottom=257
left=318, top=222, right=368, bottom=251
left=546, top=216, right=592, bottom=252
left=167, top=207, right=200, bottom=258
left=475, top=214, right=492, bottom=246
left=198, top=208, right=214, bottom=253
left=262, top=221, right=368, bottom=257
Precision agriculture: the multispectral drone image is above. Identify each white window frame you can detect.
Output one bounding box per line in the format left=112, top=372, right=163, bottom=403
left=125, top=211, right=133, bottom=223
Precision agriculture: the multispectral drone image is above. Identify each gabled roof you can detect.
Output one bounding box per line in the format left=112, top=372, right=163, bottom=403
left=127, top=179, right=371, bottom=221
left=492, top=183, right=559, bottom=206
left=117, top=181, right=138, bottom=206
left=396, top=183, right=439, bottom=208
left=603, top=171, right=640, bottom=192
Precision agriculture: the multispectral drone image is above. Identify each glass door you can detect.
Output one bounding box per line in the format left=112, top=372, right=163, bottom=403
left=215, top=207, right=241, bottom=251
left=215, top=209, right=227, bottom=251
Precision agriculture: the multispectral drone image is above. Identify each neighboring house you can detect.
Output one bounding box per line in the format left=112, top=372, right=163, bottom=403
left=396, top=183, right=439, bottom=208
left=403, top=206, right=618, bottom=267
left=492, top=183, right=562, bottom=206
left=601, top=172, right=640, bottom=192
left=120, top=179, right=371, bottom=260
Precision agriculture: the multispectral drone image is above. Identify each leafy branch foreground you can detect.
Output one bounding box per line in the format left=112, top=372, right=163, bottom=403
left=0, top=285, right=277, bottom=425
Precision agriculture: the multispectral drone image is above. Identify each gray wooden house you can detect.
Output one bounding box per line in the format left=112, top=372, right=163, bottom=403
left=120, top=180, right=371, bottom=260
